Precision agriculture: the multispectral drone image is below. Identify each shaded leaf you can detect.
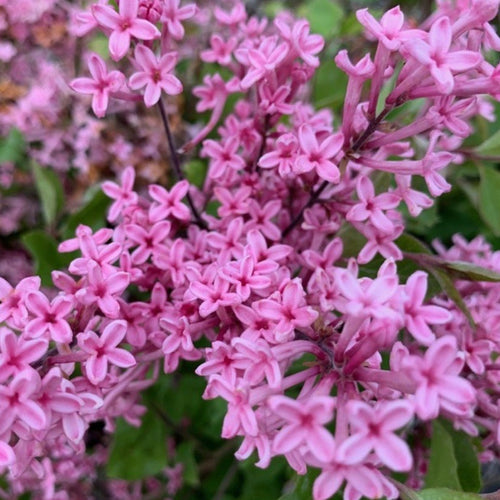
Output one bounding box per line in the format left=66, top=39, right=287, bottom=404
left=278, top=469, right=319, bottom=500
left=107, top=411, right=168, bottom=481
left=475, top=129, right=500, bottom=157
left=32, top=162, right=64, bottom=227
left=21, top=230, right=73, bottom=286
left=184, top=159, right=207, bottom=189
left=297, top=0, right=344, bottom=38
left=442, top=261, right=500, bottom=283
left=176, top=441, right=199, bottom=487
left=0, top=128, right=25, bottom=164
left=478, top=165, right=500, bottom=236
left=62, top=187, right=110, bottom=239
left=439, top=420, right=481, bottom=493
left=419, top=488, right=482, bottom=500
left=425, top=420, right=461, bottom=490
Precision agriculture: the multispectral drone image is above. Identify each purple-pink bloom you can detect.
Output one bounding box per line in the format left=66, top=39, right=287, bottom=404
left=70, top=53, right=125, bottom=117
left=92, top=0, right=160, bottom=60
left=295, top=124, right=344, bottom=183
left=25, top=292, right=74, bottom=343
left=269, top=394, right=336, bottom=462
left=102, top=166, right=139, bottom=222
left=338, top=400, right=413, bottom=471
left=129, top=45, right=183, bottom=107
left=78, top=320, right=136, bottom=385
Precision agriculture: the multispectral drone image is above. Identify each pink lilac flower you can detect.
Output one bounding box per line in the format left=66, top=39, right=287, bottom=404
left=402, top=271, right=452, bottom=345
left=404, top=16, right=482, bottom=94
left=148, top=180, right=191, bottom=222
left=25, top=292, right=74, bottom=343
left=239, top=36, right=289, bottom=89
left=269, top=394, right=336, bottom=462
left=102, top=166, right=139, bottom=222
left=129, top=45, right=183, bottom=107
left=339, top=400, right=413, bottom=471
left=70, top=53, right=125, bottom=118
left=295, top=124, right=344, bottom=182
left=278, top=19, right=324, bottom=67
left=401, top=335, right=476, bottom=419
left=77, top=320, right=136, bottom=385
left=92, top=0, right=161, bottom=60
left=161, top=0, right=197, bottom=40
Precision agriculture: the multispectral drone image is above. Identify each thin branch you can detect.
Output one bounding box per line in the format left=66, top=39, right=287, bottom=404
left=157, top=98, right=207, bottom=229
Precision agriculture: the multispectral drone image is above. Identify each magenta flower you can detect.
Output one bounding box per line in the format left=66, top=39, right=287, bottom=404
left=202, top=138, right=245, bottom=180
left=78, top=320, right=136, bottom=385
left=148, top=180, right=191, bottom=222
left=0, top=369, right=47, bottom=433
left=0, top=328, right=47, bottom=381
left=338, top=400, right=413, bottom=471
left=346, top=176, right=400, bottom=234
left=275, top=19, right=324, bottom=67
left=92, top=0, right=160, bottom=60
left=75, top=263, right=130, bottom=318
left=269, top=394, right=336, bottom=462
left=403, top=271, right=452, bottom=345
left=201, top=34, right=237, bottom=66
left=70, top=53, right=125, bottom=118
left=402, top=335, right=476, bottom=420
left=161, top=0, right=197, bottom=40
left=295, top=124, right=344, bottom=183
left=256, top=279, right=318, bottom=342
left=129, top=45, right=183, bottom=107
left=240, top=36, right=289, bottom=89
left=259, top=133, right=298, bottom=177
left=25, top=292, right=74, bottom=343
left=102, top=166, right=139, bottom=222
left=404, top=16, right=482, bottom=94
left=125, top=220, right=171, bottom=265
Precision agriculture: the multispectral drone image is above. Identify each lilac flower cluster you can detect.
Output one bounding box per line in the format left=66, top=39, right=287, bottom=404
left=2, top=0, right=500, bottom=498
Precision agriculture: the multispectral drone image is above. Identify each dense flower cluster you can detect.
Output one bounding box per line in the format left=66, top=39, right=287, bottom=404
left=2, top=0, right=500, bottom=498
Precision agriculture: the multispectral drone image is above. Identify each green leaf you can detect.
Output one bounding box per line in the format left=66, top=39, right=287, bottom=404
left=88, top=32, right=110, bottom=58
left=439, top=420, right=481, bottom=493
left=478, top=165, right=500, bottom=236
left=425, top=420, right=461, bottom=490
left=184, top=159, right=207, bottom=189
left=0, top=128, right=25, bottom=164
left=21, top=230, right=72, bottom=286
left=442, top=261, right=500, bottom=283
left=107, top=411, right=168, bottom=481
left=418, top=488, right=482, bottom=500
left=62, top=187, right=110, bottom=239
left=31, top=162, right=64, bottom=227
left=175, top=441, right=199, bottom=487
left=429, top=267, right=476, bottom=328
left=278, top=469, right=319, bottom=500
left=297, top=0, right=344, bottom=38
left=313, top=59, right=348, bottom=111
left=475, top=129, right=500, bottom=157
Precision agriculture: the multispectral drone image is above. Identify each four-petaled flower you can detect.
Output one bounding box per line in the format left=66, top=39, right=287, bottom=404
left=70, top=53, right=125, bottom=118
left=129, top=44, right=183, bottom=107
left=78, top=320, right=136, bottom=385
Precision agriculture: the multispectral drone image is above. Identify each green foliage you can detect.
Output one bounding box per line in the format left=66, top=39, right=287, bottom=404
left=0, top=128, right=25, bottom=164
left=297, top=0, right=344, bottom=38
left=418, top=489, right=482, bottom=500
left=31, top=162, right=64, bottom=228
left=478, top=164, right=500, bottom=236
left=474, top=129, right=500, bottom=157
left=21, top=230, right=73, bottom=287
left=184, top=159, right=207, bottom=189
left=278, top=468, right=319, bottom=500
left=62, top=186, right=111, bottom=239
left=425, top=420, right=481, bottom=493
left=106, top=411, right=169, bottom=481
